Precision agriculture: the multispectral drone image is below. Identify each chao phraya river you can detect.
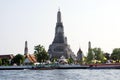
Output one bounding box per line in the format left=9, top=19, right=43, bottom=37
left=0, top=69, right=120, bottom=80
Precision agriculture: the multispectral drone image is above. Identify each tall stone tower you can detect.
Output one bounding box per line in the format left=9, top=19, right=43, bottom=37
left=88, top=41, right=91, bottom=51
left=48, top=10, right=76, bottom=60
left=24, top=41, right=28, bottom=55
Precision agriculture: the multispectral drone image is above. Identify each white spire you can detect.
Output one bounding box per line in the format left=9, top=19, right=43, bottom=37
left=24, top=41, right=28, bottom=55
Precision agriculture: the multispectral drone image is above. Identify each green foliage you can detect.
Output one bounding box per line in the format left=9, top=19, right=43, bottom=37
left=104, top=53, right=110, bottom=60
left=67, top=58, right=74, bottom=64
left=0, top=58, right=2, bottom=66
left=86, top=48, right=105, bottom=64
left=93, top=48, right=104, bottom=62
left=111, top=48, right=120, bottom=60
left=2, top=58, right=9, bottom=66
left=12, top=54, right=25, bottom=65
left=87, top=49, right=94, bottom=63
left=51, top=57, right=57, bottom=62
left=34, top=45, right=49, bottom=63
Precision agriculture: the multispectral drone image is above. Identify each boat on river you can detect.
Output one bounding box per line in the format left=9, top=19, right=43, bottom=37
left=88, top=63, right=120, bottom=69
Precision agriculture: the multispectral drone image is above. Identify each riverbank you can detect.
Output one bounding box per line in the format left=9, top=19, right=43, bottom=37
left=0, top=66, right=32, bottom=70
left=1, top=63, right=120, bottom=70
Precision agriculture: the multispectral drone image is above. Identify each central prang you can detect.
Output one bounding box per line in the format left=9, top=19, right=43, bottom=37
left=48, top=10, right=76, bottom=60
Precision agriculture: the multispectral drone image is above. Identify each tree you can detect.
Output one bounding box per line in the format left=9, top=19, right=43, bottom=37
left=0, top=58, right=2, bottom=66
left=34, top=45, right=49, bottom=63
left=104, top=53, right=110, bottom=60
left=86, top=49, right=94, bottom=64
left=12, top=54, right=25, bottom=65
left=67, top=58, right=74, bottom=64
left=92, top=48, right=104, bottom=62
left=2, top=58, right=9, bottom=66
left=111, top=48, right=120, bottom=60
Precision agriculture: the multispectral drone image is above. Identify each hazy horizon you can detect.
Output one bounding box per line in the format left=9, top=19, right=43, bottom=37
left=1, top=0, right=120, bottom=55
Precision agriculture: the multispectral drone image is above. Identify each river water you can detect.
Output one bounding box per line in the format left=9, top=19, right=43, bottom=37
left=0, top=69, right=120, bottom=80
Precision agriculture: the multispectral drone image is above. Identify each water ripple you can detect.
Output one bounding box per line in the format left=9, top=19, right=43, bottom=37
left=0, top=69, right=120, bottom=80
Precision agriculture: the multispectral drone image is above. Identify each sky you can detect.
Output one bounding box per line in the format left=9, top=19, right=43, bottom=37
left=0, top=0, right=120, bottom=55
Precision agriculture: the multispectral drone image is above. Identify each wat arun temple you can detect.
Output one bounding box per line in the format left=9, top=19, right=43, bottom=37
left=48, top=10, right=76, bottom=60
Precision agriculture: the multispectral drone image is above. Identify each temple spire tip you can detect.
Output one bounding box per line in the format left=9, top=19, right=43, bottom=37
left=57, top=8, right=61, bottom=23
left=58, top=7, right=60, bottom=11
